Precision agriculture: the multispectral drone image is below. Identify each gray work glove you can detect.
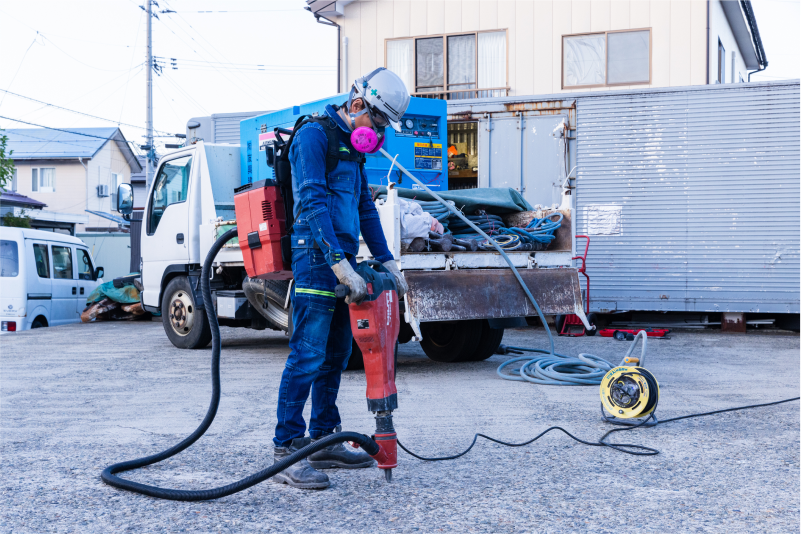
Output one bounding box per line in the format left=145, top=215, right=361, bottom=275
left=331, top=259, right=367, bottom=304
left=383, top=260, right=408, bottom=299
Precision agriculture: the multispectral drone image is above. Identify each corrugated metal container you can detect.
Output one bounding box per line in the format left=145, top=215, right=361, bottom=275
left=575, top=81, right=800, bottom=314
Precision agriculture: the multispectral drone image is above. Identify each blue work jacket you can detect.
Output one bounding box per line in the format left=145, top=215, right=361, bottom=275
left=289, top=105, right=393, bottom=267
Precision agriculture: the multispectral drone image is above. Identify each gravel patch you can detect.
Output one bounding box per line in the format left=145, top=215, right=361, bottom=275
left=1, top=321, right=798, bottom=533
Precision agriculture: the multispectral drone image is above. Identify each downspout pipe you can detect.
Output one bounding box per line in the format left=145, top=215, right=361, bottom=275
left=312, top=12, right=341, bottom=93
left=79, top=157, right=88, bottom=234
left=740, top=0, right=768, bottom=81
left=706, top=0, right=710, bottom=85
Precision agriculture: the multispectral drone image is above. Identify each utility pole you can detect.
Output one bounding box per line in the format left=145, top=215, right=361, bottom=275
left=145, top=0, right=154, bottom=189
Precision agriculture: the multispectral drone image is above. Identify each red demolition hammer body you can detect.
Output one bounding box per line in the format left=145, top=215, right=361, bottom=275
left=335, top=260, right=400, bottom=481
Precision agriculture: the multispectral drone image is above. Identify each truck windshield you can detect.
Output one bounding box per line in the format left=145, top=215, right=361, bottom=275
left=0, top=240, right=19, bottom=277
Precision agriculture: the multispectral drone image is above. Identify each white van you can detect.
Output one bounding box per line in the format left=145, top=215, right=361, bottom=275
left=0, top=228, right=104, bottom=332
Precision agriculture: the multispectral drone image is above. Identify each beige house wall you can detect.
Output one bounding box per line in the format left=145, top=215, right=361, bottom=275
left=337, top=0, right=714, bottom=97
left=11, top=139, right=132, bottom=232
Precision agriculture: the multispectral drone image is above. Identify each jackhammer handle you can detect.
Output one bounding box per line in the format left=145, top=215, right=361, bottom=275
left=335, top=284, right=350, bottom=299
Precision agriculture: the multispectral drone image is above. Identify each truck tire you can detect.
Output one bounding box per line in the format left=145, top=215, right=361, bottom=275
left=420, top=320, right=483, bottom=363
left=346, top=339, right=398, bottom=371
left=161, top=276, right=212, bottom=349
left=554, top=314, right=566, bottom=336
left=467, top=321, right=504, bottom=361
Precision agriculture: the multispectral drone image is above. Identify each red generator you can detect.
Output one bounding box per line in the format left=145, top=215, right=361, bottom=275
left=233, top=180, right=292, bottom=280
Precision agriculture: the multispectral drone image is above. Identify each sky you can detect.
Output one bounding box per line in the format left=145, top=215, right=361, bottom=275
left=0, top=0, right=338, bottom=152
left=0, top=0, right=798, bottom=156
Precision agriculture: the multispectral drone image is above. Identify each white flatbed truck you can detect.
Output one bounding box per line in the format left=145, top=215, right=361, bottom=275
left=133, top=141, right=590, bottom=367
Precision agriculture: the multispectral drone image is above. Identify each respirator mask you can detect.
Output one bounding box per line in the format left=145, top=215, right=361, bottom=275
left=347, top=100, right=389, bottom=154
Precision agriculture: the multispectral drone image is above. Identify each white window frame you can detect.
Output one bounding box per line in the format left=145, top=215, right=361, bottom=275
left=31, top=167, right=56, bottom=193
left=562, top=28, right=652, bottom=89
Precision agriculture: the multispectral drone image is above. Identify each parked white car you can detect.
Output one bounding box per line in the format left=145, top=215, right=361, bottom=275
left=0, top=228, right=104, bottom=332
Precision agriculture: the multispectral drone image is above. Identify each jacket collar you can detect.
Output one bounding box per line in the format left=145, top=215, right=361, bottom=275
left=325, top=104, right=351, bottom=133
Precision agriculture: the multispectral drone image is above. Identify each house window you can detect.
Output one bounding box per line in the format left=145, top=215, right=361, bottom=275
left=718, top=40, right=725, bottom=84
left=31, top=167, right=56, bottom=193
left=386, top=30, right=507, bottom=100
left=562, top=29, right=651, bottom=88
left=10, top=168, right=17, bottom=192
left=731, top=51, right=736, bottom=84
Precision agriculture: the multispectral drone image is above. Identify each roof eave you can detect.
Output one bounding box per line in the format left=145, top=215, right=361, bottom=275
left=720, top=0, right=761, bottom=69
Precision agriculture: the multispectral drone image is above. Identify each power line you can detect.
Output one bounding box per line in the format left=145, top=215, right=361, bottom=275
left=0, top=115, right=141, bottom=144
left=0, top=88, right=176, bottom=135
left=0, top=34, right=41, bottom=110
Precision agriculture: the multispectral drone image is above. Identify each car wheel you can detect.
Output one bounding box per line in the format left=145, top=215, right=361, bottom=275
left=31, top=317, right=47, bottom=329
left=420, top=320, right=483, bottom=363
left=161, top=276, right=212, bottom=349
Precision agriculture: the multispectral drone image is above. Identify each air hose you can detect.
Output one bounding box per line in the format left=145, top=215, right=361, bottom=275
left=101, top=228, right=381, bottom=501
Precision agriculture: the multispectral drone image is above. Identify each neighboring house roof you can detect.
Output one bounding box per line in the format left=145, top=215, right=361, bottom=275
left=5, top=127, right=144, bottom=173
left=130, top=155, right=147, bottom=183
left=0, top=191, right=47, bottom=209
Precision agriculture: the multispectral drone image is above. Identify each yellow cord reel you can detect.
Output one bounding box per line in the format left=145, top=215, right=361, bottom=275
left=600, top=357, right=660, bottom=419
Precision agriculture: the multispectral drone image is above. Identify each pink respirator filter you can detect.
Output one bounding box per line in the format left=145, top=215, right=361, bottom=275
left=351, top=127, right=385, bottom=154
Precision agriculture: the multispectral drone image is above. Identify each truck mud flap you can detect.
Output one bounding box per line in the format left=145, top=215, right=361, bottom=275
left=404, top=268, right=587, bottom=323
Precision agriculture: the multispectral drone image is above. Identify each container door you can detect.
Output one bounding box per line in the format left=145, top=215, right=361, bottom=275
left=141, top=153, right=193, bottom=309
left=1, top=238, right=25, bottom=325
left=24, top=240, right=53, bottom=327
left=50, top=243, right=78, bottom=325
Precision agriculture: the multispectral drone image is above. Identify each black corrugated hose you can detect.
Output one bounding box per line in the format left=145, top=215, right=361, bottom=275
left=100, top=227, right=380, bottom=501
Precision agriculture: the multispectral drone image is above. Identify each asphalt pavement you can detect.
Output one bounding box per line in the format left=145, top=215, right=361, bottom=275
left=1, top=321, right=798, bottom=533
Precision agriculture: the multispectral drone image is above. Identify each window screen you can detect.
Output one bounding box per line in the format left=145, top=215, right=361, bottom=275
left=148, top=155, right=192, bottom=234
left=32, top=168, right=38, bottom=192
left=0, top=240, right=19, bottom=277
left=563, top=34, right=606, bottom=87
left=607, top=30, right=650, bottom=84
left=416, top=37, right=444, bottom=92
left=77, top=249, right=94, bottom=280
left=33, top=244, right=50, bottom=278
left=52, top=246, right=73, bottom=280
left=447, top=34, right=476, bottom=99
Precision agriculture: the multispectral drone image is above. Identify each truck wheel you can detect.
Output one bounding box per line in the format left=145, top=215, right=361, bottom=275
left=467, top=321, right=504, bottom=361
left=554, top=314, right=566, bottom=336
left=31, top=317, right=48, bottom=329
left=161, top=276, right=212, bottom=349
left=345, top=339, right=398, bottom=371
left=420, top=320, right=483, bottom=363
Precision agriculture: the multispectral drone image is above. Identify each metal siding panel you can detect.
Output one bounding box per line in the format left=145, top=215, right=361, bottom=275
left=576, top=83, right=800, bottom=314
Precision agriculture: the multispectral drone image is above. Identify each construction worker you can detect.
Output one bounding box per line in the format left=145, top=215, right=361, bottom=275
left=273, top=68, right=410, bottom=489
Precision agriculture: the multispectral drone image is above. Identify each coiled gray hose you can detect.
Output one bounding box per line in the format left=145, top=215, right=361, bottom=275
left=496, top=331, right=648, bottom=385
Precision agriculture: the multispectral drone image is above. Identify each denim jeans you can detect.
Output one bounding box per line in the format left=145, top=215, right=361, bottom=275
left=273, top=247, right=354, bottom=447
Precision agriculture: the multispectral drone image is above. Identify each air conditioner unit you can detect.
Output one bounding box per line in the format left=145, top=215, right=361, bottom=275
left=97, top=184, right=110, bottom=197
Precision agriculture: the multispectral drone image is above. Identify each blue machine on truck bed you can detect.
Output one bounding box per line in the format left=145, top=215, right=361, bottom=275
left=239, top=95, right=448, bottom=190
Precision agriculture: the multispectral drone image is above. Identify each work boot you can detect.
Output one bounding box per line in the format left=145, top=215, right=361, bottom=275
left=272, top=437, right=330, bottom=490
left=308, top=426, right=377, bottom=469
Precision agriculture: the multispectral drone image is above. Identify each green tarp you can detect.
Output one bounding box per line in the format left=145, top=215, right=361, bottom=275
left=373, top=186, right=533, bottom=214
left=86, top=280, right=140, bottom=305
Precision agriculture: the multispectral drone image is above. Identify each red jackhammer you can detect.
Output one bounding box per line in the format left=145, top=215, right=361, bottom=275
left=335, top=260, right=400, bottom=482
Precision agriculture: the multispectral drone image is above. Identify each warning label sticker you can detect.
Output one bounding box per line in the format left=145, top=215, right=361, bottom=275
left=413, top=142, right=443, bottom=170
left=357, top=319, right=370, bottom=330
left=258, top=128, right=293, bottom=152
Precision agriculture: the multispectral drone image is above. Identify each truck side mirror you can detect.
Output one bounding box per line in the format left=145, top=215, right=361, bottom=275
left=117, top=183, right=134, bottom=215
left=94, top=266, right=104, bottom=281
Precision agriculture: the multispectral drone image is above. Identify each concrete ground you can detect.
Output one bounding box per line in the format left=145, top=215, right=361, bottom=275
left=1, top=321, right=798, bottom=534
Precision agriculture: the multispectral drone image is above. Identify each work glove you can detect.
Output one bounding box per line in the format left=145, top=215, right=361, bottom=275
left=382, top=260, right=408, bottom=299
left=331, top=259, right=367, bottom=304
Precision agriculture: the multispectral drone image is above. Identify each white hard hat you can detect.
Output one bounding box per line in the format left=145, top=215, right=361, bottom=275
left=350, top=68, right=410, bottom=133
